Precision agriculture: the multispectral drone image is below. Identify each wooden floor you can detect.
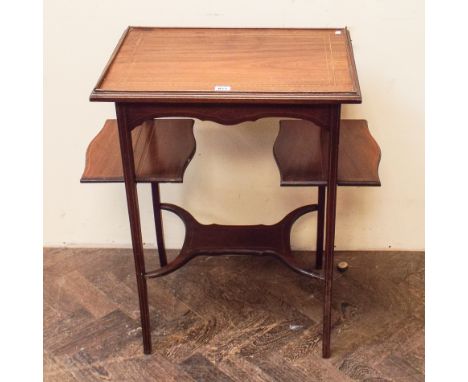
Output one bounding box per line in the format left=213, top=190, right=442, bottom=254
left=44, top=249, right=424, bottom=381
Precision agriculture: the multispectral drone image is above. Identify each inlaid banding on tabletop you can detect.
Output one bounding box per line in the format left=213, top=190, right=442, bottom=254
left=91, top=27, right=361, bottom=103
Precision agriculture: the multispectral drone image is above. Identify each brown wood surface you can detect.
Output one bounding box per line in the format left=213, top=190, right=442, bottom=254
left=81, top=119, right=195, bottom=183
left=44, top=248, right=424, bottom=381
left=144, top=203, right=332, bottom=280
left=115, top=104, right=153, bottom=354
left=322, top=105, right=341, bottom=358
left=84, top=27, right=372, bottom=359
left=151, top=183, right=168, bottom=267
left=274, top=119, right=381, bottom=186
left=91, top=27, right=361, bottom=103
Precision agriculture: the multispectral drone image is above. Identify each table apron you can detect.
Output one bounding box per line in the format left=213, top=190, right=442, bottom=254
left=116, top=102, right=336, bottom=130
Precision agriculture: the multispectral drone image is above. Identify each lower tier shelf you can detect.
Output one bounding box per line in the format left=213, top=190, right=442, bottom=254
left=274, top=119, right=381, bottom=186
left=144, top=204, right=336, bottom=281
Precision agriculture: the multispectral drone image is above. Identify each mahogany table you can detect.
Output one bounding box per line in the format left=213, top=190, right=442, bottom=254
left=82, top=27, right=381, bottom=358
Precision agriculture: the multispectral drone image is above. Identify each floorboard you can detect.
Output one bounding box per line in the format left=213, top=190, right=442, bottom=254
left=44, top=249, right=424, bottom=381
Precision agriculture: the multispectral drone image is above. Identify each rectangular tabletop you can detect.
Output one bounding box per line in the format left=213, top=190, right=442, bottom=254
left=91, top=27, right=361, bottom=103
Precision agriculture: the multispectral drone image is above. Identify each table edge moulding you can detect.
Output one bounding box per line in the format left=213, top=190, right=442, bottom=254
left=90, top=26, right=362, bottom=104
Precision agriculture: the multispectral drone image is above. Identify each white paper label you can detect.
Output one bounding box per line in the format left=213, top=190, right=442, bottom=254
left=335, top=30, right=342, bottom=35
left=214, top=85, right=231, bottom=91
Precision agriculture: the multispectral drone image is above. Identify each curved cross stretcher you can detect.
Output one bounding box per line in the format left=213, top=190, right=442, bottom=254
left=144, top=203, right=323, bottom=280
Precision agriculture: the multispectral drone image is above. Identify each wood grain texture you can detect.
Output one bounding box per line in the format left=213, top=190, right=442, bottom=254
left=44, top=248, right=424, bottom=381
left=81, top=118, right=195, bottom=183
left=118, top=102, right=332, bottom=128
left=274, top=119, right=381, bottom=186
left=91, top=27, right=361, bottom=103
left=144, top=204, right=327, bottom=280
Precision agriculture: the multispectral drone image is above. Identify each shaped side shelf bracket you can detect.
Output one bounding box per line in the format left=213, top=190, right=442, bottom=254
left=274, top=119, right=381, bottom=186
left=81, top=119, right=196, bottom=183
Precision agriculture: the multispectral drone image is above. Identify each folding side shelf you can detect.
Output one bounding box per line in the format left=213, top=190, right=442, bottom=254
left=81, top=119, right=196, bottom=183
left=274, top=119, right=381, bottom=187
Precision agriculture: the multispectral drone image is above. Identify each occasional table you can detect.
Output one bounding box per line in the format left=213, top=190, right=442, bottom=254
left=82, top=27, right=381, bottom=358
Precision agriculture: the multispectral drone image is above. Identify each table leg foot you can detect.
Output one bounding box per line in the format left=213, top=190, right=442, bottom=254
left=322, top=282, right=332, bottom=358
left=138, top=277, right=152, bottom=354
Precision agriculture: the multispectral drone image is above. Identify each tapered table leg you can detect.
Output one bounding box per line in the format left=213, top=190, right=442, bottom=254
left=322, top=106, right=341, bottom=358
left=151, top=182, right=168, bottom=267
left=315, top=185, right=326, bottom=269
left=116, top=104, right=152, bottom=354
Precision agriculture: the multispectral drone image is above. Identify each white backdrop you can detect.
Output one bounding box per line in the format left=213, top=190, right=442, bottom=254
left=44, top=0, right=424, bottom=250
